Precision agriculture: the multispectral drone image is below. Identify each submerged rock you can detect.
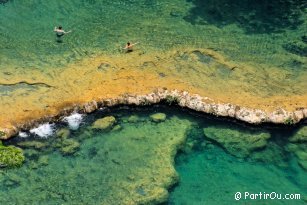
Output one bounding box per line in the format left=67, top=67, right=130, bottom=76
left=127, top=115, right=140, bottom=123
left=59, top=139, right=80, bottom=155
left=91, top=116, right=116, bottom=130
left=37, top=155, right=49, bottom=166
left=150, top=113, right=167, bottom=122
left=56, top=128, right=71, bottom=139
left=111, top=125, right=122, bottom=132
left=287, top=143, right=307, bottom=171
left=203, top=126, right=270, bottom=158
left=4, top=173, right=22, bottom=187
left=250, top=142, right=287, bottom=167
left=289, top=126, right=307, bottom=143
left=0, top=143, right=25, bottom=168
left=17, top=141, right=47, bottom=150
left=24, top=149, right=39, bottom=159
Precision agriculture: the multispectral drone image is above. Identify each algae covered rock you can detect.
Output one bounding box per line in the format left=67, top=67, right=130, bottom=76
left=298, top=160, right=307, bottom=170
left=59, top=139, right=80, bottom=155
left=287, top=143, right=307, bottom=170
left=203, top=126, right=270, bottom=158
left=289, top=126, right=307, bottom=143
left=0, top=144, right=25, bottom=168
left=111, top=125, right=122, bottom=132
left=127, top=115, right=140, bottom=123
left=17, top=141, right=47, bottom=150
left=91, top=116, right=116, bottom=130
left=24, top=149, right=39, bottom=159
left=150, top=113, right=167, bottom=122
left=37, top=155, right=49, bottom=166
left=56, top=128, right=71, bottom=139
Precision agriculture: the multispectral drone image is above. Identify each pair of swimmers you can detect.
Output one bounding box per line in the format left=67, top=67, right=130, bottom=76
left=53, top=26, right=138, bottom=52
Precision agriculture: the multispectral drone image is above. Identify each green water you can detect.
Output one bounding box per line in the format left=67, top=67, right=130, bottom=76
left=0, top=106, right=306, bottom=205
left=0, top=0, right=306, bottom=71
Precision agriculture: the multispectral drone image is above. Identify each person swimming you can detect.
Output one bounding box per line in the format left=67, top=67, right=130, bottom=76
left=54, top=26, right=72, bottom=42
left=122, top=42, right=138, bottom=53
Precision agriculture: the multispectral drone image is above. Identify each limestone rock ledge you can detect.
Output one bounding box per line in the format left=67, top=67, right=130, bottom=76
left=0, top=89, right=306, bottom=140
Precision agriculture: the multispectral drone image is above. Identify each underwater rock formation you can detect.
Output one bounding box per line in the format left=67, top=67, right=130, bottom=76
left=287, top=126, right=307, bottom=170
left=127, top=115, right=140, bottom=123
left=150, top=113, right=167, bottom=122
left=56, top=128, right=71, bottom=139
left=17, top=141, right=47, bottom=150
left=289, top=126, right=307, bottom=143
left=91, top=116, right=116, bottom=130
left=287, top=143, right=307, bottom=170
left=0, top=115, right=193, bottom=204
left=0, top=142, right=25, bottom=168
left=58, top=139, right=80, bottom=155
left=203, top=126, right=271, bottom=158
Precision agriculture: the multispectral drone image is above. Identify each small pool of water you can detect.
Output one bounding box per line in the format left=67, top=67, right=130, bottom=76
left=0, top=105, right=306, bottom=205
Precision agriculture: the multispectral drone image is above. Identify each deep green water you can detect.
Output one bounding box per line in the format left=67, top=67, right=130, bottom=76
left=0, top=0, right=306, bottom=71
left=0, top=106, right=306, bottom=205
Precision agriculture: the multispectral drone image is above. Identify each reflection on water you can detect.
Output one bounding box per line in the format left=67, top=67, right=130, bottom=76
left=0, top=106, right=306, bottom=204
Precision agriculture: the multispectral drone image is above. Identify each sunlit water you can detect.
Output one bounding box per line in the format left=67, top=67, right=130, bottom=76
left=0, top=0, right=306, bottom=204
left=0, top=106, right=306, bottom=205
left=0, top=0, right=306, bottom=72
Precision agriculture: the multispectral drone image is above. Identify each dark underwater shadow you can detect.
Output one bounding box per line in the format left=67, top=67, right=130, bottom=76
left=184, top=0, right=306, bottom=34
left=0, top=0, right=9, bottom=5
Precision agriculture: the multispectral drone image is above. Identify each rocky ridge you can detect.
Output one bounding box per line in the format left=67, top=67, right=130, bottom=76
left=0, top=89, right=306, bottom=140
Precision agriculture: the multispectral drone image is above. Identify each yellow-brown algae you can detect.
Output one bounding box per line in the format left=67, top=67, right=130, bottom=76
left=0, top=48, right=306, bottom=139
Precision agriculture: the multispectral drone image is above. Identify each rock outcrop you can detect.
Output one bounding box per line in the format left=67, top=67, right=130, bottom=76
left=0, top=89, right=306, bottom=140
left=150, top=113, right=167, bottom=122
left=91, top=116, right=117, bottom=130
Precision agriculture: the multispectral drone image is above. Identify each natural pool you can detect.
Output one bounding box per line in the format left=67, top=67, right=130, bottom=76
left=0, top=0, right=306, bottom=72
left=0, top=105, right=306, bottom=205
left=0, top=0, right=306, bottom=204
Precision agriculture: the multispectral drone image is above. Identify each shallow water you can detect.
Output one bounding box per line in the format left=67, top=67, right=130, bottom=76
left=0, top=0, right=306, bottom=72
left=0, top=0, right=306, bottom=204
left=1, top=106, right=306, bottom=205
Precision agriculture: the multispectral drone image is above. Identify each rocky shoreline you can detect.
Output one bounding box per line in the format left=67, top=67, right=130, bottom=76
left=1, top=88, right=306, bottom=140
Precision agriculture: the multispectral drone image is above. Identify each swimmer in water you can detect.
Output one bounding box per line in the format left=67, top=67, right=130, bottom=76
left=54, top=26, right=72, bottom=42
left=122, top=42, right=139, bottom=53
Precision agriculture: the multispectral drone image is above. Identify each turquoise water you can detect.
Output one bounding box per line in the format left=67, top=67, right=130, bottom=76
left=0, top=0, right=306, bottom=71
left=0, top=106, right=306, bottom=204
left=0, top=0, right=306, bottom=204
left=168, top=138, right=307, bottom=205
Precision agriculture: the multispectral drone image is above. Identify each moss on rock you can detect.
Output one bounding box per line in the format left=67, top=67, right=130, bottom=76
left=287, top=143, right=307, bottom=171
left=127, top=115, right=140, bottom=123
left=289, top=126, right=307, bottom=143
left=17, top=141, right=47, bottom=150
left=0, top=144, right=25, bottom=168
left=37, top=155, right=49, bottom=166
left=56, top=128, right=71, bottom=139
left=150, top=113, right=167, bottom=122
left=91, top=116, right=116, bottom=130
left=59, top=139, right=80, bottom=155
left=112, top=125, right=122, bottom=132
left=203, top=126, right=270, bottom=158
